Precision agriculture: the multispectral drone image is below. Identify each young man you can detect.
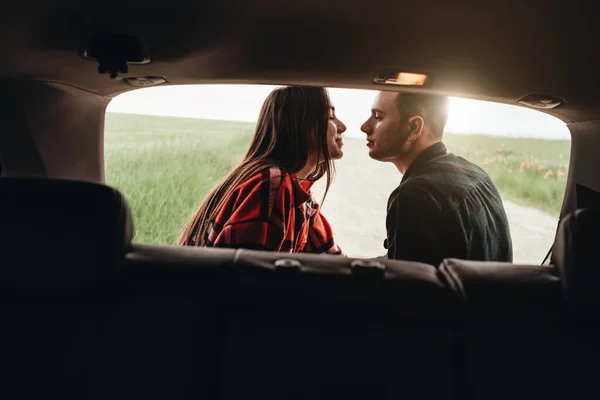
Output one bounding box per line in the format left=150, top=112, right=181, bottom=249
left=360, top=91, right=512, bottom=266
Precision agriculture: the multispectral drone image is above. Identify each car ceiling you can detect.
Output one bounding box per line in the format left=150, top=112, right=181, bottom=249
left=1, top=0, right=598, bottom=123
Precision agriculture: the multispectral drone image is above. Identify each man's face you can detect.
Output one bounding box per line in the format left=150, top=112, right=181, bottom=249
left=360, top=91, right=410, bottom=162
left=327, top=106, right=346, bottom=160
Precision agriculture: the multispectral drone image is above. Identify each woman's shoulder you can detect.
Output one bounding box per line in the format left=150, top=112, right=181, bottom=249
left=235, top=166, right=309, bottom=206
left=235, top=166, right=291, bottom=194
left=219, top=166, right=311, bottom=224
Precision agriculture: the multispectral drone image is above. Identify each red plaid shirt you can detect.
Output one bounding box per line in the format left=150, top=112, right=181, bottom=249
left=198, top=167, right=342, bottom=254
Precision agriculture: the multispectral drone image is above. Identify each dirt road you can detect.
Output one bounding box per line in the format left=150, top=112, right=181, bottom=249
left=312, top=137, right=558, bottom=264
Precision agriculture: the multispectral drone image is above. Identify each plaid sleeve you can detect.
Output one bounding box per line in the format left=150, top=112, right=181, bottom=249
left=209, top=168, right=292, bottom=252
left=303, top=209, right=344, bottom=256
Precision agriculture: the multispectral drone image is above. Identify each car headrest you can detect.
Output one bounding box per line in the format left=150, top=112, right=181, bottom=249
left=0, top=177, right=133, bottom=287
left=439, top=259, right=560, bottom=310
left=231, top=249, right=458, bottom=313
left=553, top=208, right=600, bottom=308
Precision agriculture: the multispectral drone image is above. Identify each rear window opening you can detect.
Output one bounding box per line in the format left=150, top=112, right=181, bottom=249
left=105, top=84, right=570, bottom=264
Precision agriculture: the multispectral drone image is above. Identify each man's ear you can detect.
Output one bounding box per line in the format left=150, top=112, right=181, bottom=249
left=407, top=116, right=425, bottom=141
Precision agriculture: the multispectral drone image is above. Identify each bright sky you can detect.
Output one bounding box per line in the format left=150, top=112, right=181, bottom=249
left=107, top=84, right=570, bottom=139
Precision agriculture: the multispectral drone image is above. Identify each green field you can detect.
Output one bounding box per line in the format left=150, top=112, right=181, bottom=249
left=443, top=134, right=569, bottom=214
left=105, top=112, right=570, bottom=244
left=105, top=113, right=254, bottom=244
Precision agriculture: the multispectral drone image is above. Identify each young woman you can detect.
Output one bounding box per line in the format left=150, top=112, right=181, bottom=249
left=176, top=86, right=346, bottom=254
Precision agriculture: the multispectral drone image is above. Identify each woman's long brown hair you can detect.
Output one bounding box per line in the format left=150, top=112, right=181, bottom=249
left=175, top=86, right=335, bottom=246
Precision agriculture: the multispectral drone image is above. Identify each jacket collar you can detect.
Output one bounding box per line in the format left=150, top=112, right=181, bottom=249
left=401, top=142, right=448, bottom=183
left=290, top=174, right=314, bottom=204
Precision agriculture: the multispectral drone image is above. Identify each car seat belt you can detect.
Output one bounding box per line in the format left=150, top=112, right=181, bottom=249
left=542, top=245, right=553, bottom=266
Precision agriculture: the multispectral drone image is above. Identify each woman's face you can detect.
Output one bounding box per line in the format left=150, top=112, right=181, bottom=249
left=327, top=106, right=347, bottom=160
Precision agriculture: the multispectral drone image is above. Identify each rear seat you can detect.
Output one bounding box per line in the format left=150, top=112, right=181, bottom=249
left=95, top=235, right=574, bottom=400
left=439, top=259, right=566, bottom=400
left=553, top=208, right=600, bottom=310
left=90, top=244, right=235, bottom=399
left=223, top=250, right=458, bottom=399
left=0, top=177, right=132, bottom=286
left=2, top=178, right=587, bottom=399
left=552, top=208, right=600, bottom=399
left=0, top=178, right=133, bottom=399
left=109, top=245, right=458, bottom=400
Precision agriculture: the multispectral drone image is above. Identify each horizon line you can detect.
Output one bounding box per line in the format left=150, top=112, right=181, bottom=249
left=106, top=111, right=571, bottom=141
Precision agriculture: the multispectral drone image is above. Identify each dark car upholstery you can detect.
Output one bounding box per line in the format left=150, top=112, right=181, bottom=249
left=0, top=178, right=133, bottom=399
left=0, top=179, right=587, bottom=400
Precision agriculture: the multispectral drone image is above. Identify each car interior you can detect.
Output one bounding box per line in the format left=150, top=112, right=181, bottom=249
left=1, top=1, right=599, bottom=399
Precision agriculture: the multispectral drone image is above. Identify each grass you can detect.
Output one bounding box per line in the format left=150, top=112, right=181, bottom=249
left=444, top=134, right=570, bottom=214
left=105, top=112, right=570, bottom=243
left=105, top=113, right=253, bottom=244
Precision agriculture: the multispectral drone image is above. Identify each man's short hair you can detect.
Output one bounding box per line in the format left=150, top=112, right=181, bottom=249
left=395, top=93, right=449, bottom=138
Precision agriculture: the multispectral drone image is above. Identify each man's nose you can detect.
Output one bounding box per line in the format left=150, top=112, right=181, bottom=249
left=360, top=120, right=371, bottom=134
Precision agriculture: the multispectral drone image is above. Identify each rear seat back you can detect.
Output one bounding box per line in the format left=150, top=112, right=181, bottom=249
left=82, top=245, right=575, bottom=400
left=103, top=245, right=459, bottom=400
left=0, top=177, right=133, bottom=286
left=552, top=208, right=600, bottom=399
left=2, top=178, right=588, bottom=400
left=90, top=244, right=234, bottom=400
left=224, top=251, right=458, bottom=400
left=0, top=178, right=133, bottom=399
left=439, top=259, right=566, bottom=400
left=553, top=207, right=600, bottom=309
